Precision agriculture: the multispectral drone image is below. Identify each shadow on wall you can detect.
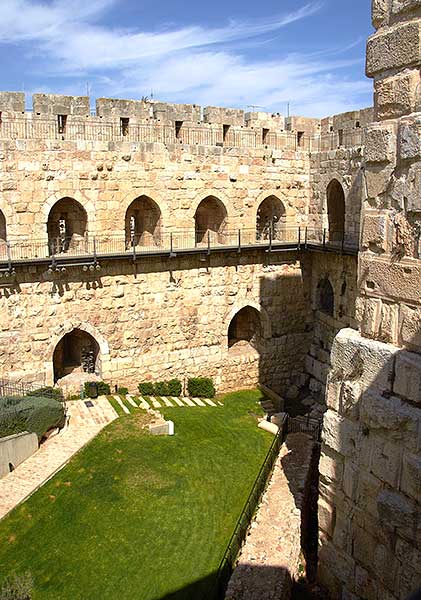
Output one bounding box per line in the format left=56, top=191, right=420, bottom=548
left=318, top=327, right=421, bottom=600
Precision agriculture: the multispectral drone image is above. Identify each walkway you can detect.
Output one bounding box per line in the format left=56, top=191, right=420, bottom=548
left=112, top=394, right=221, bottom=413
left=225, top=433, right=316, bottom=600
left=0, top=396, right=117, bottom=521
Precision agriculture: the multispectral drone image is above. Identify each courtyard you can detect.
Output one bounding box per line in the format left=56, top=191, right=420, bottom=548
left=0, top=390, right=273, bottom=600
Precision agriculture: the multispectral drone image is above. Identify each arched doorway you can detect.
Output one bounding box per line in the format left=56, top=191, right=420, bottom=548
left=256, top=195, right=286, bottom=241
left=0, top=210, right=7, bottom=259
left=327, top=180, right=345, bottom=243
left=195, top=196, right=227, bottom=245
left=53, top=328, right=100, bottom=382
left=228, top=306, right=263, bottom=354
left=125, top=195, right=162, bottom=248
left=317, top=278, right=334, bottom=316
left=47, top=197, right=88, bottom=255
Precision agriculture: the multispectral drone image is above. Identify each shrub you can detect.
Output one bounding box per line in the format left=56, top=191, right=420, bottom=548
left=27, top=386, right=63, bottom=402
left=0, top=396, right=65, bottom=441
left=153, top=381, right=169, bottom=396
left=0, top=572, right=33, bottom=600
left=84, top=381, right=111, bottom=398
left=167, top=379, right=182, bottom=397
left=117, top=387, right=129, bottom=396
left=138, top=382, right=154, bottom=396
left=187, top=377, right=215, bottom=398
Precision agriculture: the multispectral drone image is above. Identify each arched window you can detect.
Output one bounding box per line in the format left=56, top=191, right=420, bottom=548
left=47, top=198, right=87, bottom=255
left=0, top=210, right=6, bottom=244
left=0, top=210, right=7, bottom=259
left=195, top=196, right=227, bottom=245
left=327, top=180, right=345, bottom=242
left=256, top=195, right=286, bottom=241
left=125, top=196, right=162, bottom=248
left=53, top=328, right=100, bottom=383
left=318, top=278, right=334, bottom=317
left=228, top=306, right=263, bottom=353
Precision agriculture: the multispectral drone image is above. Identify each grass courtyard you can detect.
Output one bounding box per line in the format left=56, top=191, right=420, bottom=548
left=0, top=390, right=273, bottom=600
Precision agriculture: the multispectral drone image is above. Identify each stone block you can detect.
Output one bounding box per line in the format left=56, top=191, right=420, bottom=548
left=370, top=436, right=402, bottom=486
left=319, top=445, right=344, bottom=486
left=360, top=390, right=420, bottom=431
left=319, top=496, right=336, bottom=537
left=400, top=304, right=421, bottom=350
left=364, top=124, right=396, bottom=163
left=372, top=0, right=391, bottom=28
left=32, top=94, right=90, bottom=116
left=394, top=350, right=421, bottom=403
left=96, top=98, right=151, bottom=119
left=366, top=20, right=421, bottom=77
left=398, top=118, right=421, bottom=161
left=203, top=106, right=245, bottom=126
left=377, top=489, right=417, bottom=530
left=0, top=92, right=25, bottom=113
left=401, top=452, right=421, bottom=502
left=330, top=328, right=398, bottom=393
left=392, top=0, right=421, bottom=16
left=322, top=409, right=361, bottom=458
left=375, top=69, right=421, bottom=120
left=362, top=210, right=392, bottom=253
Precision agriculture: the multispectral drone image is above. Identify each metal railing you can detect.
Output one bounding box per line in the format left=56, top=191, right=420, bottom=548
left=0, top=117, right=322, bottom=151
left=0, top=379, right=63, bottom=400
left=0, top=227, right=359, bottom=271
left=210, top=421, right=287, bottom=599
left=210, top=412, right=322, bottom=598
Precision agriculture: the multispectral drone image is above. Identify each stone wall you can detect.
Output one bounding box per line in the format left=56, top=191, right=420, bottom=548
left=318, top=328, right=421, bottom=600
left=0, top=431, right=38, bottom=478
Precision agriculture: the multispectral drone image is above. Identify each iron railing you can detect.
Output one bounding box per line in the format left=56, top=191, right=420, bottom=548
left=0, top=379, right=63, bottom=400
left=0, top=227, right=359, bottom=271
left=211, top=413, right=322, bottom=598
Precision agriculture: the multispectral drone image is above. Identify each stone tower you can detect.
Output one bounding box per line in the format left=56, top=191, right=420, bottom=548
left=317, top=1, right=421, bottom=598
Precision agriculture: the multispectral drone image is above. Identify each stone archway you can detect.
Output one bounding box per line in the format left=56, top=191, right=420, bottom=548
left=256, top=195, right=286, bottom=240
left=194, top=196, right=228, bottom=244
left=125, top=195, right=162, bottom=248
left=327, top=180, right=345, bottom=242
left=45, top=322, right=110, bottom=386
left=47, top=197, right=88, bottom=255
left=228, top=306, right=263, bottom=354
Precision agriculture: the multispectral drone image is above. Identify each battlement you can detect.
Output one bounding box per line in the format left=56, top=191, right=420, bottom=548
left=0, top=91, right=373, bottom=151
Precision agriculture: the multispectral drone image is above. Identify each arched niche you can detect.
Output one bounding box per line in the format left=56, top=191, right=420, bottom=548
left=125, top=195, right=162, bottom=248
left=327, top=179, right=345, bottom=243
left=228, top=306, right=263, bottom=354
left=47, top=197, right=88, bottom=255
left=256, top=195, right=286, bottom=241
left=53, top=328, right=100, bottom=383
left=317, top=278, right=334, bottom=317
left=194, top=196, right=227, bottom=244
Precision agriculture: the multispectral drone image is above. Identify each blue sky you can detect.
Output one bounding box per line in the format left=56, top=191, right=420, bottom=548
left=1, top=0, right=373, bottom=117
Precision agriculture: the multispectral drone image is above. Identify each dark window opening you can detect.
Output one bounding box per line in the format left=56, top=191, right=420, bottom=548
left=57, top=114, right=67, bottom=134
left=356, top=121, right=361, bottom=128
left=262, top=128, right=269, bottom=144
left=175, top=121, right=183, bottom=139
left=228, top=306, right=263, bottom=353
left=223, top=124, right=230, bottom=142
left=194, top=196, right=227, bottom=245
left=327, top=179, right=345, bottom=243
left=330, top=126, right=334, bottom=132
left=318, top=279, right=334, bottom=317
left=120, top=117, right=129, bottom=136
left=338, top=129, right=344, bottom=147
left=0, top=112, right=2, bottom=127
left=297, top=131, right=305, bottom=148
left=125, top=195, right=162, bottom=248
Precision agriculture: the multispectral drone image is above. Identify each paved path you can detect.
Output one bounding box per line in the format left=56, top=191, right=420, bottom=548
left=0, top=397, right=117, bottom=521
left=134, top=395, right=221, bottom=409
left=225, top=433, right=316, bottom=600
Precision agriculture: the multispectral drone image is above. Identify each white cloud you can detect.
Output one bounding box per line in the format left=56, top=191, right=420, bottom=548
left=1, top=0, right=372, bottom=117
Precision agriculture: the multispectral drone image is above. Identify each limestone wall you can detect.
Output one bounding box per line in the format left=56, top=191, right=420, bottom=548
left=0, top=252, right=312, bottom=394
left=318, top=328, right=421, bottom=600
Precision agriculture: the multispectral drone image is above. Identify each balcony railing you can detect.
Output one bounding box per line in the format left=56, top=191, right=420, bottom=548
left=0, top=227, right=359, bottom=273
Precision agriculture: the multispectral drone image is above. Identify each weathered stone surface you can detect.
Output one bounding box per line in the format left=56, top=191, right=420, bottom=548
left=364, top=124, right=396, bottom=163
left=377, top=489, right=417, bottom=529
left=401, top=452, right=421, bottom=502
left=375, top=69, right=421, bottom=120
left=394, top=350, right=421, bottom=402
left=322, top=409, right=361, bottom=457
left=398, top=118, right=421, bottom=161
left=366, top=20, right=421, bottom=77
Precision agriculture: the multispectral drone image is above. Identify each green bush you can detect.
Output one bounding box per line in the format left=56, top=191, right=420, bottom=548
left=153, top=381, right=169, bottom=396
left=117, top=387, right=129, bottom=396
left=167, top=379, right=182, bottom=397
left=138, top=382, right=154, bottom=396
left=0, top=396, right=65, bottom=441
left=27, top=386, right=63, bottom=402
left=84, top=381, right=111, bottom=398
left=0, top=572, right=33, bottom=600
left=187, top=377, right=215, bottom=398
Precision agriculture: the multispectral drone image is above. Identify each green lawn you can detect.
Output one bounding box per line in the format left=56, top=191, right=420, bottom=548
left=0, top=390, right=273, bottom=600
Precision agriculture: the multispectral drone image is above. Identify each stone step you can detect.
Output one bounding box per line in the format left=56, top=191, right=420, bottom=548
left=161, top=397, right=174, bottom=407
left=113, top=395, right=130, bottom=414
left=149, top=396, right=162, bottom=408
left=182, top=397, right=196, bottom=407
left=125, top=395, right=138, bottom=407
left=191, top=397, right=206, bottom=407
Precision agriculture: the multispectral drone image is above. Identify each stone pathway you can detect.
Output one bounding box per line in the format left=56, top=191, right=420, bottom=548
left=0, top=397, right=118, bottom=521
left=225, top=433, right=316, bottom=600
